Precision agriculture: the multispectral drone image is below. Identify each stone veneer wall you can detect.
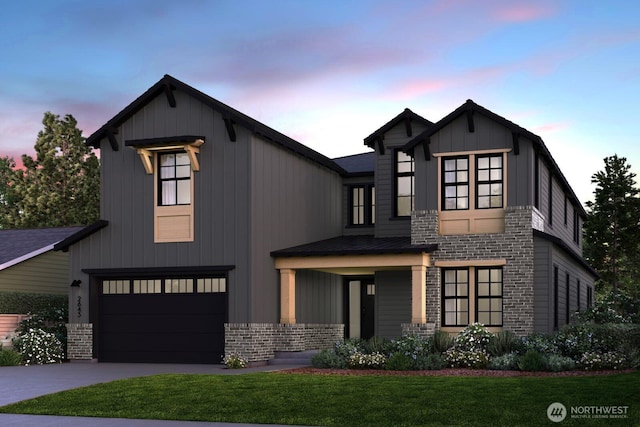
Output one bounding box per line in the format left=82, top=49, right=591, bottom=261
left=225, top=323, right=344, bottom=363
left=412, top=206, right=535, bottom=336
left=66, top=323, right=93, bottom=360
left=401, top=322, right=436, bottom=339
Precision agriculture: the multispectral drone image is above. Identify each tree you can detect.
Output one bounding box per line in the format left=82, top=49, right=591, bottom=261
left=0, top=156, right=21, bottom=228
left=0, top=112, right=100, bottom=229
left=584, top=155, right=640, bottom=291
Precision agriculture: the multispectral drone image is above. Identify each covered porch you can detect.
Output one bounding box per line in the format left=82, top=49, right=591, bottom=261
left=272, top=235, right=438, bottom=338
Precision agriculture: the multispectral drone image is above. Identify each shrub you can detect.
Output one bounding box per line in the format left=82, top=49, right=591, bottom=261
left=517, top=350, right=549, bottom=372
left=454, top=323, right=494, bottom=352
left=488, top=353, right=519, bottom=371
left=13, top=328, right=64, bottom=365
left=222, top=353, right=247, bottom=369
left=385, top=352, right=415, bottom=370
left=415, top=353, right=446, bottom=370
left=0, top=348, right=23, bottom=366
left=0, top=292, right=67, bottom=315
left=334, top=340, right=360, bottom=360
left=487, top=331, right=522, bottom=357
left=348, top=351, right=386, bottom=369
left=574, top=288, right=639, bottom=324
left=430, top=330, right=454, bottom=354
left=444, top=348, right=489, bottom=369
left=388, top=334, right=429, bottom=361
left=361, top=336, right=388, bottom=354
left=547, top=354, right=576, bottom=372
left=312, top=349, right=347, bottom=369
left=554, top=323, right=631, bottom=360
left=521, top=333, right=558, bottom=355
left=16, top=303, right=68, bottom=358
left=577, top=351, right=627, bottom=371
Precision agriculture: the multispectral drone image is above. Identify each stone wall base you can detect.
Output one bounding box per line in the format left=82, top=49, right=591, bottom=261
left=225, top=323, right=344, bottom=363
left=66, top=323, right=93, bottom=360
left=401, top=323, right=436, bottom=339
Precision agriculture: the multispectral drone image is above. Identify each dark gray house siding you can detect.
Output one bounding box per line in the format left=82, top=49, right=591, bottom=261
left=375, top=270, right=411, bottom=339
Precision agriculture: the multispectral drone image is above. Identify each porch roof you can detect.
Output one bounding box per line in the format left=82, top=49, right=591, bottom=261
left=271, top=235, right=437, bottom=257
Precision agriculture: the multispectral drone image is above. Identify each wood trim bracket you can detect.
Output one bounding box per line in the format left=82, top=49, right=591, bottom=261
left=512, top=132, right=520, bottom=155
left=223, top=118, right=237, bottom=142
left=376, top=136, right=385, bottom=155
left=106, top=127, right=119, bottom=151
left=163, top=81, right=176, bottom=108
left=466, top=107, right=475, bottom=133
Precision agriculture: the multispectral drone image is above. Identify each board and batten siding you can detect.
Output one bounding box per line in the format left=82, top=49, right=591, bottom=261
left=373, top=120, right=428, bottom=238
left=295, top=270, right=343, bottom=324
left=0, top=251, right=69, bottom=295
left=533, top=236, right=595, bottom=334
left=67, top=90, right=253, bottom=323
left=342, top=175, right=375, bottom=236
left=375, top=270, right=411, bottom=339
left=249, top=135, right=343, bottom=322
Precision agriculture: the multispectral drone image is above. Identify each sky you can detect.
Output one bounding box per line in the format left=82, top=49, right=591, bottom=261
left=1, top=0, right=639, bottom=205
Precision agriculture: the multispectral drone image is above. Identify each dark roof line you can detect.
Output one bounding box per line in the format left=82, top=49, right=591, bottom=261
left=403, top=99, right=588, bottom=218
left=86, top=74, right=347, bottom=176
left=533, top=229, right=599, bottom=279
left=271, top=235, right=438, bottom=257
left=364, top=108, right=434, bottom=149
left=53, top=220, right=109, bottom=252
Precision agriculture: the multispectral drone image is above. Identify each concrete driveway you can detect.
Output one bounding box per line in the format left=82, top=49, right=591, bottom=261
left=0, top=362, right=308, bottom=427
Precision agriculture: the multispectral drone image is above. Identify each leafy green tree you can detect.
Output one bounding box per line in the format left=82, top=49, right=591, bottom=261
left=0, top=156, right=20, bottom=229
left=584, top=155, right=640, bottom=291
left=1, top=112, right=100, bottom=228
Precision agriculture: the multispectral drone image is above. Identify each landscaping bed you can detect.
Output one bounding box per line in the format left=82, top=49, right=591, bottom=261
left=283, top=366, right=636, bottom=377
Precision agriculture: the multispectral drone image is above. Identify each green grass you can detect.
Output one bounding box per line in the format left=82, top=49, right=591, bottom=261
left=1, top=371, right=639, bottom=426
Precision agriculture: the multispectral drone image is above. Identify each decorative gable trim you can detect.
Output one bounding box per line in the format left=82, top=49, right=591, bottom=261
left=125, top=136, right=205, bottom=175
left=363, top=108, right=433, bottom=154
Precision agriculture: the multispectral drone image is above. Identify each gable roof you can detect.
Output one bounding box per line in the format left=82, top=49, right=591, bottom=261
left=332, top=152, right=375, bottom=176
left=403, top=99, right=588, bottom=217
left=363, top=108, right=434, bottom=153
left=0, top=227, right=84, bottom=270
left=86, top=74, right=347, bottom=175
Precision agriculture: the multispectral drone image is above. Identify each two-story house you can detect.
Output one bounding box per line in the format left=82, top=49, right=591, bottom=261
left=56, top=75, right=597, bottom=364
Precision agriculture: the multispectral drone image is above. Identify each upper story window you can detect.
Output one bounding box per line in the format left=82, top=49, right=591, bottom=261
left=350, top=185, right=375, bottom=226
left=159, top=152, right=192, bottom=206
left=476, top=155, right=503, bottom=209
left=443, top=156, right=469, bottom=210
left=395, top=150, right=414, bottom=217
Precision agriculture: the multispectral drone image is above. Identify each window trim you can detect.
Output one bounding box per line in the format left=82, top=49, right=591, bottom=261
left=158, top=151, right=192, bottom=207
left=475, top=153, right=504, bottom=210
left=394, top=149, right=414, bottom=217
left=475, top=267, right=504, bottom=327
left=442, top=267, right=470, bottom=327
left=441, top=155, right=470, bottom=211
left=348, top=184, right=375, bottom=226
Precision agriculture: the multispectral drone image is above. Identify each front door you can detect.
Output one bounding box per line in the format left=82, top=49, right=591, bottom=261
left=344, top=277, right=375, bottom=340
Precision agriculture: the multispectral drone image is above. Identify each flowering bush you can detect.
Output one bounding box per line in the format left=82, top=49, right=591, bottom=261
left=547, top=354, right=576, bottom=372
left=578, top=351, right=627, bottom=371
left=444, top=348, right=489, bottom=369
left=487, top=353, right=519, bottom=371
left=13, top=328, right=63, bottom=365
left=521, top=333, right=558, bottom=355
left=388, top=334, right=429, bottom=360
left=222, top=353, right=247, bottom=369
left=454, top=323, right=494, bottom=352
left=348, top=351, right=386, bottom=369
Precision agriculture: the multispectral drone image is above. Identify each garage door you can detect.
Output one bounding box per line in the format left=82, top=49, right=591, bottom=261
left=99, top=277, right=227, bottom=364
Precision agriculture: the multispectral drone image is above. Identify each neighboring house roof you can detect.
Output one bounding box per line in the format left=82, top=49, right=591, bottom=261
left=364, top=108, right=434, bottom=154
left=0, top=227, right=85, bottom=270
left=53, top=220, right=109, bottom=252
left=403, top=99, right=588, bottom=217
left=86, top=74, right=347, bottom=176
left=332, top=152, right=375, bottom=176
left=271, top=235, right=437, bottom=257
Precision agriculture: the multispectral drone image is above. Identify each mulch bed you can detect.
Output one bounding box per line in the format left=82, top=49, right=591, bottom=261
left=279, top=367, right=636, bottom=377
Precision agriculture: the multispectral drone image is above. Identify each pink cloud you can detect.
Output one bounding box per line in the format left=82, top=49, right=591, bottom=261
left=492, top=2, right=556, bottom=23
left=533, top=122, right=571, bottom=134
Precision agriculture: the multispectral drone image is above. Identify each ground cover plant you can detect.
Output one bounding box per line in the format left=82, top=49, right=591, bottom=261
left=0, top=371, right=637, bottom=426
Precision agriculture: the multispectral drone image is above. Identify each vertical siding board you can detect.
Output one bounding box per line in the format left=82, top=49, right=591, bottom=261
left=375, top=271, right=411, bottom=339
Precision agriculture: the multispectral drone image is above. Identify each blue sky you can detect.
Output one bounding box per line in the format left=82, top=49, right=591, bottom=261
left=1, top=0, right=639, bottom=205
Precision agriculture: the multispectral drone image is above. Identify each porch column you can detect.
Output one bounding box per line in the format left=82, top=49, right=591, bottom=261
left=279, top=268, right=296, bottom=324
left=411, top=265, right=427, bottom=323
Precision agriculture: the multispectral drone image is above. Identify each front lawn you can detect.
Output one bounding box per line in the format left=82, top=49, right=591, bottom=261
left=1, top=371, right=638, bottom=426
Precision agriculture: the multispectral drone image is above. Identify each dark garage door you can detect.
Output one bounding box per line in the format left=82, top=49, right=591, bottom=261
left=99, top=278, right=227, bottom=364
